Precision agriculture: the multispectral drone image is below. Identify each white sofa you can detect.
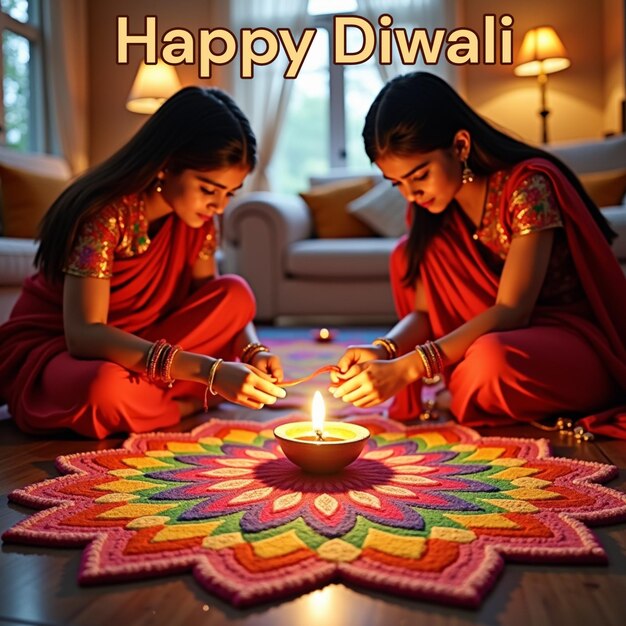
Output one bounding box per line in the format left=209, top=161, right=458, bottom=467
left=1, top=136, right=626, bottom=325
left=0, top=147, right=71, bottom=323
left=222, top=134, right=626, bottom=323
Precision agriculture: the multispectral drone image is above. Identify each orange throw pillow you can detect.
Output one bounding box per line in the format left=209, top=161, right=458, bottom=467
left=0, top=163, right=68, bottom=238
left=300, top=177, right=377, bottom=238
left=578, top=169, right=626, bottom=208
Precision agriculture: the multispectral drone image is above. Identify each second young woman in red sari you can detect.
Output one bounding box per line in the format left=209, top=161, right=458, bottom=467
left=331, top=72, right=626, bottom=439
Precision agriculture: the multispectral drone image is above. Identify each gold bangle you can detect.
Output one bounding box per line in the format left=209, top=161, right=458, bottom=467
left=162, top=344, right=182, bottom=388
left=414, top=345, right=433, bottom=379
left=240, top=341, right=259, bottom=360
left=241, top=343, right=269, bottom=364
left=389, top=340, right=399, bottom=358
left=425, top=340, right=444, bottom=374
left=208, top=358, right=223, bottom=395
left=373, top=337, right=398, bottom=360
left=204, top=358, right=224, bottom=412
left=147, top=339, right=168, bottom=382
left=372, top=338, right=391, bottom=361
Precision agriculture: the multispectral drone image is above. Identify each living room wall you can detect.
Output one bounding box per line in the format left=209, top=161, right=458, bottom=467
left=461, top=0, right=624, bottom=144
left=604, top=0, right=626, bottom=134
left=87, top=0, right=227, bottom=165
left=86, top=0, right=624, bottom=166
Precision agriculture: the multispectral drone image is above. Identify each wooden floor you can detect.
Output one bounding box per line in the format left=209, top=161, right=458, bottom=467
left=1, top=406, right=625, bottom=626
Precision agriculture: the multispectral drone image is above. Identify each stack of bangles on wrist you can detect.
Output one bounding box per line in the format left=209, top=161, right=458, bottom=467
left=240, top=342, right=270, bottom=364
left=372, top=336, right=399, bottom=360
left=145, top=338, right=182, bottom=388
left=414, top=340, right=445, bottom=382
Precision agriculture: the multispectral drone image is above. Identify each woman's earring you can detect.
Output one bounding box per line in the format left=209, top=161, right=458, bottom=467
left=155, top=179, right=164, bottom=193
left=461, top=160, right=475, bottom=184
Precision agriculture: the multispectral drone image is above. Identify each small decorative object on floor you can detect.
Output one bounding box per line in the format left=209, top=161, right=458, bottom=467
left=313, top=327, right=335, bottom=343
left=531, top=416, right=595, bottom=442
left=4, top=417, right=625, bottom=608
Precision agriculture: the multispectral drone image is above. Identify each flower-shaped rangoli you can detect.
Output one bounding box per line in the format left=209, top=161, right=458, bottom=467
left=4, top=416, right=626, bottom=607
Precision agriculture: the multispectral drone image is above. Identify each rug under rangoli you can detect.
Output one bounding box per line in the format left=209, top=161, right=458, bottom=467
left=4, top=416, right=626, bottom=608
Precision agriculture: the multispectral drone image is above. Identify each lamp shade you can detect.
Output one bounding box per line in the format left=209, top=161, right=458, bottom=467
left=514, top=26, right=571, bottom=77
left=126, top=60, right=183, bottom=114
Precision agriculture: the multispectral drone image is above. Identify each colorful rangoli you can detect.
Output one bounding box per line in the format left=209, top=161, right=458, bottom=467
left=4, top=416, right=626, bottom=608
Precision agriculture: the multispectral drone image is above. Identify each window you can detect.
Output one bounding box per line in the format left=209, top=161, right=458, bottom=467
left=0, top=0, right=44, bottom=152
left=269, top=0, right=383, bottom=193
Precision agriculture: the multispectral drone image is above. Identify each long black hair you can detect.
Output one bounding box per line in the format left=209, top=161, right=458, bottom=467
left=36, top=86, right=256, bottom=281
left=363, top=72, right=616, bottom=286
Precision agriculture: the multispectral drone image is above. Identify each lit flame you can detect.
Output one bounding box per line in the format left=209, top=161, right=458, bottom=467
left=319, top=328, right=330, bottom=340
left=312, top=390, right=325, bottom=434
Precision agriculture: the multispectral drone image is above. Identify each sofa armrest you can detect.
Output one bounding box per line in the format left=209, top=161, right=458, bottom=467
left=223, top=192, right=312, bottom=248
left=0, top=237, right=38, bottom=285
left=222, top=192, right=313, bottom=321
left=603, top=205, right=626, bottom=261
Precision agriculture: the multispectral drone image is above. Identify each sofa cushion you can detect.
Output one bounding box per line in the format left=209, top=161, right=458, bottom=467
left=0, top=163, right=69, bottom=238
left=347, top=181, right=407, bottom=237
left=578, top=168, right=626, bottom=208
left=299, top=177, right=377, bottom=238
left=285, top=238, right=395, bottom=279
left=548, top=134, right=626, bottom=175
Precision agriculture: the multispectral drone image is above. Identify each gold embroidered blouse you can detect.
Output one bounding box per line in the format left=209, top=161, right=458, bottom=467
left=63, top=194, right=218, bottom=279
left=473, top=169, right=584, bottom=305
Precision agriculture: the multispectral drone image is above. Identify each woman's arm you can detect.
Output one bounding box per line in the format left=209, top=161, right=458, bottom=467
left=63, top=274, right=213, bottom=383
left=332, top=228, right=555, bottom=405
left=435, top=227, right=555, bottom=364
left=231, top=321, right=285, bottom=383
left=62, top=275, right=286, bottom=407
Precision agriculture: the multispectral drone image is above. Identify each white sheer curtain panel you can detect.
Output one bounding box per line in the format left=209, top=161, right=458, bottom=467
left=357, top=0, right=457, bottom=84
left=230, top=0, right=309, bottom=191
left=41, top=0, right=89, bottom=174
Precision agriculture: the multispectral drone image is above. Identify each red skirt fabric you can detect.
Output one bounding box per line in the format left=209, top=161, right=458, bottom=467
left=0, top=214, right=256, bottom=438
left=388, top=159, right=626, bottom=438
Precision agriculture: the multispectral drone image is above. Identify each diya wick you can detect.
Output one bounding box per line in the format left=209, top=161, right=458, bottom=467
left=273, top=391, right=370, bottom=474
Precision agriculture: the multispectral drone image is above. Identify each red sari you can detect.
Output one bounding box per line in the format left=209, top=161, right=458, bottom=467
left=389, top=158, right=626, bottom=438
left=0, top=207, right=255, bottom=439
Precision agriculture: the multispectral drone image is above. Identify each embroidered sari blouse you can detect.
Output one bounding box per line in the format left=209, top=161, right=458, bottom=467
left=63, top=194, right=218, bottom=279
left=472, top=169, right=584, bottom=305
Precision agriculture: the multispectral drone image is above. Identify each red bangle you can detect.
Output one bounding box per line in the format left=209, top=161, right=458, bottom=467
left=161, top=344, right=182, bottom=387
left=147, top=339, right=167, bottom=382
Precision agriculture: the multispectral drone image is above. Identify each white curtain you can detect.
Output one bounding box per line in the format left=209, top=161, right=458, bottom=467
left=357, top=0, right=458, bottom=85
left=41, top=0, right=89, bottom=174
left=230, top=0, right=309, bottom=191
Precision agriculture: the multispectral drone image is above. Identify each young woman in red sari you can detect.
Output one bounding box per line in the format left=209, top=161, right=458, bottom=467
left=331, top=72, right=626, bottom=439
left=0, top=87, right=286, bottom=439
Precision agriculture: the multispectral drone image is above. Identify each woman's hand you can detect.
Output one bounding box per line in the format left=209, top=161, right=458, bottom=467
left=212, top=361, right=286, bottom=409
left=249, top=350, right=284, bottom=383
left=330, top=353, right=420, bottom=408
left=330, top=344, right=388, bottom=385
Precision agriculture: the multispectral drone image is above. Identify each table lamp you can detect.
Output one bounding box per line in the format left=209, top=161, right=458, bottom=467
left=514, top=26, right=571, bottom=144
left=126, top=60, right=183, bottom=114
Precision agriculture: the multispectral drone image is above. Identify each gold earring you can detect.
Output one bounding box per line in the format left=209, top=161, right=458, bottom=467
left=155, top=180, right=163, bottom=193
left=461, top=160, right=474, bottom=184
